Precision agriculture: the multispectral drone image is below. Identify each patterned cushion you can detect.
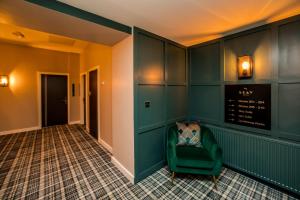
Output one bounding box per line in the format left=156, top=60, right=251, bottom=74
left=176, top=122, right=201, bottom=147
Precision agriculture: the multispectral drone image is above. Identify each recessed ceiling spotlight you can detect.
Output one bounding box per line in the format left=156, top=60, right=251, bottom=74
left=12, top=31, right=25, bottom=39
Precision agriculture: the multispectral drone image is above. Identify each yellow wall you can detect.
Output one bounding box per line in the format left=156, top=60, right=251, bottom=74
left=112, top=36, right=134, bottom=179
left=0, top=42, right=80, bottom=133
left=80, top=43, right=113, bottom=147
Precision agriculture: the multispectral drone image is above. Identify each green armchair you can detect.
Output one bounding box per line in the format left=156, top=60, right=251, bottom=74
left=167, top=125, right=222, bottom=188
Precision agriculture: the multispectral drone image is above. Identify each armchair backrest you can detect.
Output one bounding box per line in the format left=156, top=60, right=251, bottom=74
left=168, top=124, right=218, bottom=149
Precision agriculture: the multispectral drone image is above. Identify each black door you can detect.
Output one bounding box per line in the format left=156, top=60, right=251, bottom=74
left=83, top=74, right=87, bottom=125
left=89, top=70, right=98, bottom=139
left=42, top=74, right=68, bottom=127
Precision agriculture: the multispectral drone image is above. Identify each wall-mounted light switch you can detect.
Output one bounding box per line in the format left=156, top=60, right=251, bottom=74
left=145, top=101, right=151, bottom=108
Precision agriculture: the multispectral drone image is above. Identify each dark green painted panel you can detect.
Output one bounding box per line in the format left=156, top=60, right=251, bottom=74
left=187, top=15, right=300, bottom=195
left=279, top=20, right=300, bottom=80
left=190, top=85, right=220, bottom=122
left=166, top=44, right=186, bottom=84
left=167, top=86, right=187, bottom=120
left=138, top=85, right=165, bottom=129
left=278, top=84, right=300, bottom=140
left=134, top=27, right=187, bottom=182
left=137, top=33, right=165, bottom=84
left=136, top=127, right=165, bottom=175
left=190, top=43, right=220, bottom=83
left=26, top=0, right=131, bottom=34
left=224, top=29, right=272, bottom=81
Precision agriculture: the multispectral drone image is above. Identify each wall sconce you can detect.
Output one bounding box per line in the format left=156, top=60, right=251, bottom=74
left=237, top=56, right=253, bottom=79
left=0, top=75, right=9, bottom=87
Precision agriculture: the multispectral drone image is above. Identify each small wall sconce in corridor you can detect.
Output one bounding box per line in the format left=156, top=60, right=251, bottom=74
left=0, top=75, right=9, bottom=87
left=237, top=56, right=253, bottom=79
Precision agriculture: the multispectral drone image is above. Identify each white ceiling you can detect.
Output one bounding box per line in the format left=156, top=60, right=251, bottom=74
left=0, top=0, right=130, bottom=46
left=0, top=22, right=89, bottom=53
left=59, top=0, right=300, bottom=46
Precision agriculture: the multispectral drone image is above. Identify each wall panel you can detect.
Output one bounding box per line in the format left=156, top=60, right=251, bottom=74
left=136, top=127, right=165, bottom=178
left=190, top=42, right=220, bottom=83
left=166, top=44, right=186, bottom=84
left=224, top=29, right=272, bottom=81
left=167, top=86, right=187, bottom=121
left=278, top=83, right=300, bottom=140
left=137, top=33, right=165, bottom=84
left=134, top=28, right=187, bottom=182
left=188, top=14, right=300, bottom=195
left=190, top=85, right=220, bottom=123
left=138, top=85, right=165, bottom=129
left=278, top=20, right=300, bottom=80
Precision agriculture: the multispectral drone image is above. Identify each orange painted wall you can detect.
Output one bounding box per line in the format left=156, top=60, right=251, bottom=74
left=0, top=42, right=80, bottom=133
left=80, top=43, right=113, bottom=147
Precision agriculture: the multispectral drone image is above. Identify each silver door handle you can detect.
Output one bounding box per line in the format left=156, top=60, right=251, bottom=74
left=62, top=97, right=67, bottom=104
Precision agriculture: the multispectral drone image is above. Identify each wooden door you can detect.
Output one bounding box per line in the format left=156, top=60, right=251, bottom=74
left=42, top=74, right=68, bottom=127
left=89, top=70, right=98, bottom=139
left=83, top=74, right=87, bottom=125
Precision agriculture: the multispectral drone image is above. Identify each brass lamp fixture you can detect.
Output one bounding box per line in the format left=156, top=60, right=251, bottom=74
left=0, top=75, right=9, bottom=87
left=237, top=55, right=253, bottom=79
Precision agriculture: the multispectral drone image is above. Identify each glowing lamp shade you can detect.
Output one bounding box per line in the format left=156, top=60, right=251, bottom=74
left=237, top=56, right=253, bottom=79
left=0, top=75, right=9, bottom=87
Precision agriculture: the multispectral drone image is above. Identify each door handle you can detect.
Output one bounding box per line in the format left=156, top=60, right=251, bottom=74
left=62, top=97, right=67, bottom=104
left=89, top=91, right=92, bottom=96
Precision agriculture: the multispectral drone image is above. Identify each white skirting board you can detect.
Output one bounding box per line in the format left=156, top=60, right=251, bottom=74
left=0, top=126, right=40, bottom=136
left=111, top=156, right=134, bottom=184
left=99, top=139, right=113, bottom=153
left=69, top=121, right=81, bottom=125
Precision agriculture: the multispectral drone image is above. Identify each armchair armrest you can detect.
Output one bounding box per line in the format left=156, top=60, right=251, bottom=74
left=167, top=126, right=178, bottom=171
left=201, top=126, right=221, bottom=161
left=209, top=144, right=222, bottom=161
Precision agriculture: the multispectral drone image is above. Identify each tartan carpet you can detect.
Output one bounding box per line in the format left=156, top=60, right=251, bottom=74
left=0, top=125, right=296, bottom=200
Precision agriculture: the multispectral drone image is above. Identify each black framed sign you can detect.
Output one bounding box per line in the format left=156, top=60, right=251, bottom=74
left=225, top=84, right=271, bottom=130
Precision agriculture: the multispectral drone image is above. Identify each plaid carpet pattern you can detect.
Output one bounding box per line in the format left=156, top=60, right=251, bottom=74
left=0, top=125, right=296, bottom=200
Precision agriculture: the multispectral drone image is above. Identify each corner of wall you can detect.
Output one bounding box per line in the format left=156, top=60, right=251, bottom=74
left=112, top=35, right=135, bottom=180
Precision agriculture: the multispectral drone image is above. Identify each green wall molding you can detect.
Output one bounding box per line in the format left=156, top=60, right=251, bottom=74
left=133, top=27, right=187, bottom=182
left=188, top=14, right=300, bottom=195
left=26, top=0, right=132, bottom=34
left=188, top=13, right=300, bottom=142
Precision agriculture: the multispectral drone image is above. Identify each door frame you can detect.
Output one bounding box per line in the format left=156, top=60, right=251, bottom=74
left=37, top=72, right=70, bottom=128
left=87, top=66, right=101, bottom=140
left=80, top=72, right=87, bottom=127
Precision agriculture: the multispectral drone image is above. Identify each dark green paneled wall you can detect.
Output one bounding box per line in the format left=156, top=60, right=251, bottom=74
left=188, top=15, right=300, bottom=194
left=133, top=14, right=300, bottom=195
left=134, top=28, right=187, bottom=181
left=190, top=42, right=220, bottom=84
left=224, top=29, right=272, bottom=81
left=279, top=20, right=300, bottom=81
left=190, top=85, right=220, bottom=123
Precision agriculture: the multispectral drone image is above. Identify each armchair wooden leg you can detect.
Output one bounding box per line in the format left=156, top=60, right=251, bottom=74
left=212, top=176, right=218, bottom=190
left=171, top=172, right=175, bottom=184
